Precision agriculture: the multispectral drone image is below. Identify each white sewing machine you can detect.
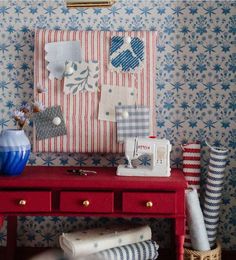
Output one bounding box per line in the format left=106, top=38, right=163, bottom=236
left=117, top=137, right=172, bottom=177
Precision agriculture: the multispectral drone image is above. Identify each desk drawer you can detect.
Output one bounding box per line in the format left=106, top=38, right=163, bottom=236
left=60, top=191, right=114, bottom=213
left=122, top=192, right=176, bottom=214
left=0, top=191, right=51, bottom=212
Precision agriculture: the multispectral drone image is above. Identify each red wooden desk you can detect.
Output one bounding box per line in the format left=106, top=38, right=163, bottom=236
left=0, top=166, right=187, bottom=260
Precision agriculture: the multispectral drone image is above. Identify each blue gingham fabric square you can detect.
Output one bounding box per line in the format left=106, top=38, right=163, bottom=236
left=116, top=105, right=150, bottom=142
left=109, top=36, right=145, bottom=72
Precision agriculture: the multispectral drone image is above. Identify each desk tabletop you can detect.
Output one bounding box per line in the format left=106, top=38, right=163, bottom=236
left=0, top=166, right=187, bottom=190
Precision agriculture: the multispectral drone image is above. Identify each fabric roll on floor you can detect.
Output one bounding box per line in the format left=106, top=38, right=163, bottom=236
left=186, top=189, right=210, bottom=251
left=86, top=240, right=159, bottom=260
left=59, top=224, right=152, bottom=257
left=30, top=240, right=159, bottom=260
left=203, top=144, right=228, bottom=248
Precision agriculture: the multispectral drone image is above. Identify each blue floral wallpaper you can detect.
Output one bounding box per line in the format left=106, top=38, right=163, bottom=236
left=0, top=0, right=235, bottom=250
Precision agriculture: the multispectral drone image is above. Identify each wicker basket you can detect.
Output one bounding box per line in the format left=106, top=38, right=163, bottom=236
left=184, top=241, right=221, bottom=260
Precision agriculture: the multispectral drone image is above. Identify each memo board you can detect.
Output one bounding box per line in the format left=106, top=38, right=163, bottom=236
left=33, top=29, right=157, bottom=153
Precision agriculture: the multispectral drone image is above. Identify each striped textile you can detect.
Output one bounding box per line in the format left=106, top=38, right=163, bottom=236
left=203, top=145, right=228, bottom=248
left=182, top=142, right=201, bottom=248
left=34, top=30, right=157, bottom=153
left=90, top=240, right=159, bottom=260
left=116, top=105, right=150, bottom=142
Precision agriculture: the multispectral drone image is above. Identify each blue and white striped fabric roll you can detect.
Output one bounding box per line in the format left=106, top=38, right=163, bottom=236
left=203, top=145, right=228, bottom=248
left=90, top=240, right=159, bottom=260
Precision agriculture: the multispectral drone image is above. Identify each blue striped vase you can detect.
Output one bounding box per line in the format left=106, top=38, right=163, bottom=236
left=0, top=129, right=31, bottom=176
left=203, top=144, right=228, bottom=248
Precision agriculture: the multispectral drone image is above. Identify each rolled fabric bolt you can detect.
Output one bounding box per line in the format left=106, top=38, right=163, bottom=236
left=182, top=142, right=201, bottom=248
left=122, top=111, right=129, bottom=119
left=65, top=64, right=74, bottom=74
left=186, top=189, right=210, bottom=251
left=59, top=225, right=152, bottom=257
left=52, top=117, right=61, bottom=126
left=90, top=240, right=159, bottom=260
left=182, top=142, right=201, bottom=191
left=203, top=144, right=228, bottom=248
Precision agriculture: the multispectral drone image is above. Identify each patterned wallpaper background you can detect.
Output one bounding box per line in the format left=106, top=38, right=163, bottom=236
left=0, top=0, right=235, bottom=250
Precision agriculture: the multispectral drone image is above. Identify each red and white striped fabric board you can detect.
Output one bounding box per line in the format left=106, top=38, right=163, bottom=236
left=33, top=30, right=157, bottom=153
left=182, top=142, right=201, bottom=248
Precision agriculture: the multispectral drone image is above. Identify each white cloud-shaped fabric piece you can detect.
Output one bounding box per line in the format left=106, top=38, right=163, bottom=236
left=45, top=41, right=82, bottom=80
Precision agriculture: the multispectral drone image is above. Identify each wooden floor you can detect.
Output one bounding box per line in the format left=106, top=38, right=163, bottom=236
left=0, top=247, right=236, bottom=260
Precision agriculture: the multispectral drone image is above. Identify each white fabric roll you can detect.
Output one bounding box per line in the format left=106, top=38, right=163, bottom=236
left=59, top=224, right=152, bottom=257
left=186, top=189, right=210, bottom=251
left=88, top=240, right=159, bottom=260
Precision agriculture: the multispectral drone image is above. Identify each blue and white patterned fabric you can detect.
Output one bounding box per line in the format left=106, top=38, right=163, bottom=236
left=203, top=145, right=228, bottom=248
left=109, top=36, right=144, bottom=72
left=64, top=61, right=99, bottom=94
left=116, top=105, right=150, bottom=142
left=92, top=240, right=159, bottom=260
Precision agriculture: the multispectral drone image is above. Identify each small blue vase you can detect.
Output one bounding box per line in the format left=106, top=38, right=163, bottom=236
left=0, top=129, right=31, bottom=176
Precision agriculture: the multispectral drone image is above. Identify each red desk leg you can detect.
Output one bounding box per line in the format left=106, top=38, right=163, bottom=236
left=0, top=215, right=3, bottom=229
left=6, top=216, right=17, bottom=260
left=175, top=217, right=185, bottom=260
left=176, top=234, right=185, bottom=260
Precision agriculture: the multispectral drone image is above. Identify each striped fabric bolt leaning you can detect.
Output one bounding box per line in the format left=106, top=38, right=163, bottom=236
left=90, top=240, right=159, bottom=260
left=182, top=142, right=201, bottom=248
left=203, top=145, right=228, bottom=248
left=116, top=105, right=150, bottom=142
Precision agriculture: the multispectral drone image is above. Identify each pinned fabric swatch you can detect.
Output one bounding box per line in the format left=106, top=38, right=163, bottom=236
left=64, top=61, right=99, bottom=94
left=109, top=36, right=145, bottom=72
left=33, top=106, right=67, bottom=140
left=116, top=105, right=150, bottom=142
left=45, top=41, right=82, bottom=80
left=98, top=85, right=136, bottom=122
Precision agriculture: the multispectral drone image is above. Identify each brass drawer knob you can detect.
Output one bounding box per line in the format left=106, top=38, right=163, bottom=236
left=146, top=201, right=153, bottom=208
left=18, top=200, right=27, bottom=206
left=82, top=200, right=90, bottom=207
